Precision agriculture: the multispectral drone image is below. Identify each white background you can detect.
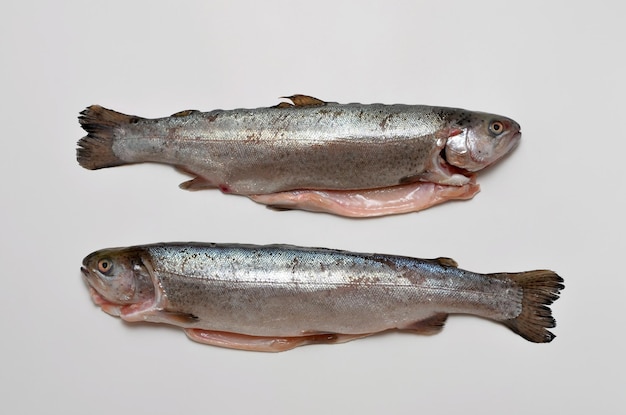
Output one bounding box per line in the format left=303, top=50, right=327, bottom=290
left=2, top=1, right=624, bottom=413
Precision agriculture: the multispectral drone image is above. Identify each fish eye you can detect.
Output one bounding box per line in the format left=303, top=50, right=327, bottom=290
left=97, top=258, right=113, bottom=274
left=488, top=120, right=505, bottom=136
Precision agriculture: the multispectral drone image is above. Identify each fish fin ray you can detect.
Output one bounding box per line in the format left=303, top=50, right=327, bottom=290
left=399, top=175, right=422, bottom=184
left=501, top=270, right=564, bottom=343
left=400, top=313, right=448, bottom=335
left=76, top=105, right=139, bottom=170
left=170, top=109, right=199, bottom=117
left=179, top=176, right=217, bottom=191
left=162, top=311, right=199, bottom=324
left=273, top=102, right=293, bottom=108
left=175, top=166, right=219, bottom=191
left=280, top=94, right=326, bottom=107
left=184, top=329, right=370, bottom=352
left=434, top=257, right=458, bottom=267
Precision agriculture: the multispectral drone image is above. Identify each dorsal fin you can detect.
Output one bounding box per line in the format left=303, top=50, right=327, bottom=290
left=434, top=257, right=458, bottom=267
left=273, top=102, right=294, bottom=109
left=170, top=109, right=199, bottom=117
left=277, top=94, right=326, bottom=108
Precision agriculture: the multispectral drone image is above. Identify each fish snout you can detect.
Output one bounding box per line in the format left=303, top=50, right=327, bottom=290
left=81, top=266, right=94, bottom=286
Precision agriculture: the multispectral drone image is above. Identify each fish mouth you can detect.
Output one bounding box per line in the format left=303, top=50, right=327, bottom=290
left=511, top=131, right=522, bottom=146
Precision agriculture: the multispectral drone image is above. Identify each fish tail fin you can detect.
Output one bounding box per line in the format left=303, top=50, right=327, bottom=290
left=77, top=105, right=141, bottom=170
left=502, top=270, right=564, bottom=343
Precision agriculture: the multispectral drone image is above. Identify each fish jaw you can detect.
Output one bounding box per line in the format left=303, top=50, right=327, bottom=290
left=248, top=179, right=480, bottom=217
left=490, top=128, right=521, bottom=167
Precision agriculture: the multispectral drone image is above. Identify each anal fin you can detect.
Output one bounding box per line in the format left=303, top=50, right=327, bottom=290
left=175, top=166, right=218, bottom=191
left=400, top=313, right=449, bottom=335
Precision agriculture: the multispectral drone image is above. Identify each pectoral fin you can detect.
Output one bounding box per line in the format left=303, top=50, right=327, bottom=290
left=162, top=311, right=199, bottom=325
left=179, top=176, right=217, bottom=191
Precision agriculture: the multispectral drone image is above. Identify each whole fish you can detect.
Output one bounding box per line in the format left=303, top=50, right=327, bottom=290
left=76, top=95, right=520, bottom=217
left=81, top=243, right=563, bottom=352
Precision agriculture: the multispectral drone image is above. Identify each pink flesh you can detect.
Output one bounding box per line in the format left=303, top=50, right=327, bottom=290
left=86, top=285, right=159, bottom=321
left=248, top=179, right=480, bottom=217
left=86, top=285, right=122, bottom=316
left=184, top=329, right=372, bottom=352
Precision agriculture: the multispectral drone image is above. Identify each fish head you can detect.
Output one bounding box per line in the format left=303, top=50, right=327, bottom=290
left=444, top=111, right=521, bottom=172
left=81, top=247, right=154, bottom=314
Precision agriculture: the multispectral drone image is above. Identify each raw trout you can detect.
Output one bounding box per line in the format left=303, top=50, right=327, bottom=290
left=81, top=243, right=563, bottom=352
left=76, top=95, right=520, bottom=217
